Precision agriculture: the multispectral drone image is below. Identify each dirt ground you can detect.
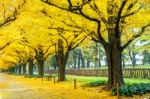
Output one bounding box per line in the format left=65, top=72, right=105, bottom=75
left=0, top=73, right=150, bottom=99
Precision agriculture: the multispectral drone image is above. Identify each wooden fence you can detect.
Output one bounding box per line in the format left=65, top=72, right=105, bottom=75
left=48, top=68, right=150, bottom=79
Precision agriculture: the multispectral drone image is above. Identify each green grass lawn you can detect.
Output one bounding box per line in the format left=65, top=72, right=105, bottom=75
left=35, top=72, right=150, bottom=84
left=26, top=71, right=150, bottom=85
left=124, top=65, right=150, bottom=69
left=66, top=75, right=150, bottom=84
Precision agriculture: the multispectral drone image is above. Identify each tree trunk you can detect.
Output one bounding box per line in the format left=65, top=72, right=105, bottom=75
left=10, top=68, right=15, bottom=73
left=57, top=55, right=66, bottom=81
left=28, top=59, right=34, bottom=76
left=78, top=49, right=81, bottom=69
left=37, top=61, right=44, bottom=77
left=16, top=67, right=19, bottom=74
left=52, top=55, right=57, bottom=70
left=132, top=52, right=136, bottom=66
left=122, top=54, right=125, bottom=68
left=73, top=58, right=77, bottom=69
left=56, top=39, right=69, bottom=81
left=86, top=58, right=90, bottom=68
left=142, top=50, right=146, bottom=65
left=128, top=46, right=136, bottom=67
left=94, top=43, right=99, bottom=68
left=22, top=64, right=26, bottom=75
left=104, top=2, right=125, bottom=90
left=18, top=65, right=22, bottom=74
left=80, top=49, right=85, bottom=68
left=10, top=67, right=14, bottom=73
left=98, top=59, right=101, bottom=68
left=98, top=48, right=101, bottom=68
left=142, top=50, right=150, bottom=65
left=53, top=63, right=57, bottom=70
left=104, top=42, right=124, bottom=90
left=15, top=67, right=17, bottom=74
left=73, top=51, right=77, bottom=69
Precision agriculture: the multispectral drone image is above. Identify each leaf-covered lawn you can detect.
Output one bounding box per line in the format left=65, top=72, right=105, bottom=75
left=1, top=73, right=150, bottom=99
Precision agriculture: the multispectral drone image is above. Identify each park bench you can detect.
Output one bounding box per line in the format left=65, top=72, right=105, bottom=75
left=45, top=70, right=58, bottom=81
left=45, top=74, right=58, bottom=81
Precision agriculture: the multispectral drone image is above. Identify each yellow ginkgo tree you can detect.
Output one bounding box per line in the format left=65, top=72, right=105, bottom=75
left=42, top=12, right=91, bottom=81
left=19, top=31, right=55, bottom=77
left=41, top=0, right=150, bottom=89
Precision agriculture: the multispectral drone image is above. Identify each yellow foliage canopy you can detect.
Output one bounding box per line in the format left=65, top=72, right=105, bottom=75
left=0, top=0, right=149, bottom=69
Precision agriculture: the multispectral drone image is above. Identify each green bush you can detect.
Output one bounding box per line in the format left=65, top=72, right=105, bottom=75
left=82, top=80, right=106, bottom=87
left=111, top=83, right=150, bottom=96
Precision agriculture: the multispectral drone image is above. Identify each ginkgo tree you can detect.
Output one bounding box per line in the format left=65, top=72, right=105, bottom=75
left=41, top=0, right=150, bottom=89
left=55, top=33, right=90, bottom=81
left=46, top=18, right=90, bottom=81
left=46, top=29, right=90, bottom=81
left=13, top=45, right=35, bottom=76
left=0, top=0, right=91, bottom=80
left=3, top=0, right=57, bottom=77
left=1, top=45, right=26, bottom=74
left=19, top=32, right=55, bottom=77
left=2, top=41, right=35, bottom=75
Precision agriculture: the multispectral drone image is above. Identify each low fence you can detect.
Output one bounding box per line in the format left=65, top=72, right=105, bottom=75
left=48, top=68, right=150, bottom=79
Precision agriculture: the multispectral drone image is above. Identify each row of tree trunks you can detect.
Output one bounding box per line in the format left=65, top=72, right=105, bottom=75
left=71, top=47, right=102, bottom=69
left=7, top=59, right=34, bottom=76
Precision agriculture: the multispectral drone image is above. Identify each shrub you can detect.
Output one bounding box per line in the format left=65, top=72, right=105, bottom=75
left=111, top=83, right=150, bottom=96
left=82, top=80, right=106, bottom=87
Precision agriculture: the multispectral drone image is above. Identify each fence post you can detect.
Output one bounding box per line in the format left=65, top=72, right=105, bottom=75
left=74, top=78, right=76, bottom=89
left=53, top=76, right=56, bottom=84
left=42, top=76, right=43, bottom=82
left=117, top=83, right=120, bottom=99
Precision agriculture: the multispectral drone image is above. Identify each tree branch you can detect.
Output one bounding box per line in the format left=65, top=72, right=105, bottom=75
left=44, top=45, right=54, bottom=60
left=115, top=0, right=128, bottom=37
left=41, top=0, right=99, bottom=23
left=0, top=0, right=26, bottom=27
left=89, top=2, right=108, bottom=27
left=127, top=0, right=138, bottom=11
left=70, top=32, right=92, bottom=50
left=121, top=3, right=142, bottom=18
left=121, top=24, right=150, bottom=50
left=0, top=40, right=15, bottom=50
